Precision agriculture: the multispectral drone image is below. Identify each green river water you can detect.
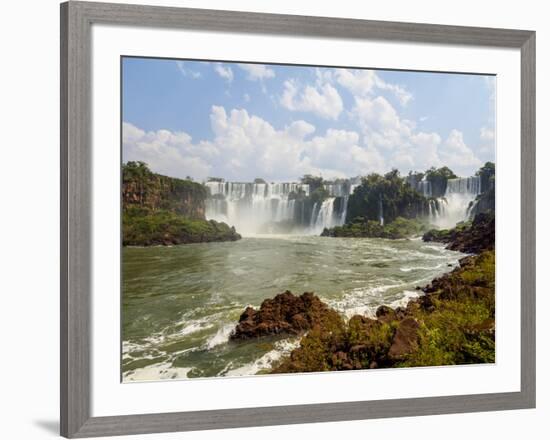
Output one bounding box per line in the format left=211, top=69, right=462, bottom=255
left=122, top=235, right=462, bottom=381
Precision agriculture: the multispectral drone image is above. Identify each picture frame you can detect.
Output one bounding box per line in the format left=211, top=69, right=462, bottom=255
left=60, top=1, right=536, bottom=437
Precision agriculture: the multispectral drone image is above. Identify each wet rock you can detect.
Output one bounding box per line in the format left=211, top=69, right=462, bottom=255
left=388, top=317, right=420, bottom=360
left=375, top=305, right=396, bottom=322
left=423, top=212, right=494, bottom=254
left=231, top=291, right=338, bottom=339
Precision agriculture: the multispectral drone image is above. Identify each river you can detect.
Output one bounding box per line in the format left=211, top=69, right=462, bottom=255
left=122, top=235, right=462, bottom=381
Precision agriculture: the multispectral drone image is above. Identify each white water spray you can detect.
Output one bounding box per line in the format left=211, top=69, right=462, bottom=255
left=428, top=177, right=481, bottom=228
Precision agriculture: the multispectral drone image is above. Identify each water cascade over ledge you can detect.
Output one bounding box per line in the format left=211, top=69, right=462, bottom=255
left=205, top=181, right=355, bottom=235
left=427, top=176, right=481, bottom=229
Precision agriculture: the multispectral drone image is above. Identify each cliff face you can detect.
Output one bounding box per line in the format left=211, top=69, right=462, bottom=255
left=122, top=162, right=241, bottom=246
left=345, top=171, right=429, bottom=225
left=470, top=187, right=495, bottom=217
left=122, top=161, right=206, bottom=219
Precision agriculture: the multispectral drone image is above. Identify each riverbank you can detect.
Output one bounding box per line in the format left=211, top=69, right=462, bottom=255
left=321, top=217, right=429, bottom=239
left=122, top=161, right=241, bottom=246
left=122, top=235, right=460, bottom=380
left=123, top=208, right=241, bottom=246
left=229, top=214, right=495, bottom=373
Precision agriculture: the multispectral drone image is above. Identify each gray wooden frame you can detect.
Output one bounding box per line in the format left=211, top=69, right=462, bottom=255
left=60, top=1, right=536, bottom=437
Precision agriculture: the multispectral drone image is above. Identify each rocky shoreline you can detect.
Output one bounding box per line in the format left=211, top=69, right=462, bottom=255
left=230, top=212, right=495, bottom=372
left=122, top=161, right=241, bottom=246
left=123, top=211, right=241, bottom=246
left=321, top=217, right=429, bottom=239
left=422, top=212, right=494, bottom=254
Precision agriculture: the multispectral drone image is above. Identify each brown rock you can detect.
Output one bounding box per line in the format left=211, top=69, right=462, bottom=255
left=231, top=291, right=338, bottom=339
left=388, top=317, right=420, bottom=360
left=375, top=305, right=396, bottom=322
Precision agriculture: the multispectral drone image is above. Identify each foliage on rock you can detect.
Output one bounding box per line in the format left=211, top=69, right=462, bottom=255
left=123, top=208, right=241, bottom=246
left=346, top=170, right=429, bottom=225
left=321, top=216, right=429, bottom=239
left=423, top=212, right=495, bottom=254
left=122, top=161, right=241, bottom=246
left=270, top=250, right=495, bottom=373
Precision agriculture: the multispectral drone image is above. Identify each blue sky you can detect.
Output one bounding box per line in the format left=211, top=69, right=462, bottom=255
left=122, top=57, right=495, bottom=182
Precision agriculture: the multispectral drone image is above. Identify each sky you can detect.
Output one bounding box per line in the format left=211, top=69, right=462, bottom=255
left=122, top=57, right=495, bottom=182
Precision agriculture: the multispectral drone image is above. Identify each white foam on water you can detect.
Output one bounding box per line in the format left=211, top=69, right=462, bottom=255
left=177, top=318, right=215, bottom=337
left=123, top=362, right=192, bottom=382
left=205, top=324, right=235, bottom=349
left=422, top=244, right=447, bottom=252
left=399, top=263, right=446, bottom=272
left=223, top=339, right=300, bottom=377
left=389, top=290, right=422, bottom=309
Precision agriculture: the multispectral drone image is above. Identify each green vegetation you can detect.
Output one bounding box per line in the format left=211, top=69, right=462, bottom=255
left=271, top=209, right=495, bottom=373
left=422, top=221, right=472, bottom=243
left=476, top=161, right=495, bottom=193
left=400, top=251, right=495, bottom=366
left=424, top=166, right=458, bottom=197
left=123, top=207, right=240, bottom=246
left=423, top=212, right=495, bottom=254
left=322, top=216, right=430, bottom=239
left=309, top=187, right=330, bottom=205
left=272, top=250, right=495, bottom=373
left=123, top=161, right=207, bottom=218
left=346, top=169, right=428, bottom=225
left=122, top=162, right=241, bottom=246
left=469, top=162, right=495, bottom=216
left=300, top=174, right=324, bottom=192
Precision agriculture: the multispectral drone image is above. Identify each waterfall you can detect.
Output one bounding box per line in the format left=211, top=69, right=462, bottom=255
left=205, top=180, right=351, bottom=235
left=417, top=179, right=432, bottom=197
left=428, top=176, right=481, bottom=229
left=205, top=181, right=309, bottom=234
left=379, top=195, right=384, bottom=226
left=311, top=198, right=337, bottom=234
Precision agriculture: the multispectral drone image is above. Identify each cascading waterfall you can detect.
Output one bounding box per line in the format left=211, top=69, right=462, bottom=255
left=205, top=182, right=310, bottom=234
left=310, top=198, right=337, bottom=235
left=205, top=180, right=355, bottom=235
left=428, top=176, right=481, bottom=228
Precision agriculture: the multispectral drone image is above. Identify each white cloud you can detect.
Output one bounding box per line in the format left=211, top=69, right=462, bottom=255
left=214, top=64, right=234, bottom=82
left=280, top=80, right=343, bottom=120
left=336, top=69, right=413, bottom=106
left=439, top=129, right=483, bottom=176
left=175, top=61, right=201, bottom=79
left=243, top=93, right=251, bottom=103
left=238, top=64, right=275, bottom=81
left=123, top=106, right=388, bottom=182
left=350, top=93, right=482, bottom=176
left=122, top=122, right=213, bottom=180
left=336, top=69, right=377, bottom=96
left=484, top=76, right=496, bottom=101
left=480, top=126, right=495, bottom=141
left=478, top=126, right=496, bottom=160
left=351, top=95, right=415, bottom=150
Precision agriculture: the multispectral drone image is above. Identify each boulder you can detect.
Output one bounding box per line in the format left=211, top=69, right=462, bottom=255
left=388, top=317, right=420, bottom=360
left=231, top=291, right=338, bottom=339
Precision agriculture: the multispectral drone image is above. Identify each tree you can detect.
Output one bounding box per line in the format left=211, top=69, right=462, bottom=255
left=476, top=162, right=495, bottom=193
left=424, top=166, right=457, bottom=197
left=346, top=172, right=427, bottom=225
left=300, top=174, right=324, bottom=192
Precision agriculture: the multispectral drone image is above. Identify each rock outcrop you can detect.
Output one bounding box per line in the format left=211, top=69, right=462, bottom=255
left=422, top=212, right=494, bottom=254
left=269, top=249, right=495, bottom=373
left=231, top=291, right=341, bottom=339
left=122, top=161, right=241, bottom=246
left=123, top=161, right=207, bottom=220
